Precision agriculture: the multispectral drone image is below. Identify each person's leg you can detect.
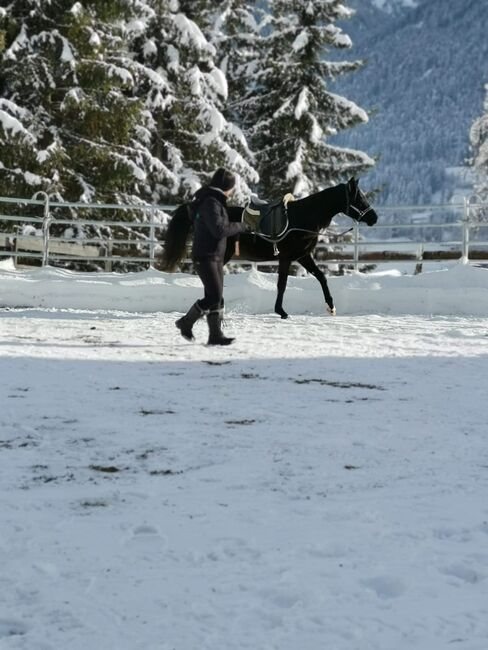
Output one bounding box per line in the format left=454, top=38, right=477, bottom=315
left=203, top=261, right=234, bottom=346
left=175, top=259, right=222, bottom=342
left=196, top=259, right=223, bottom=311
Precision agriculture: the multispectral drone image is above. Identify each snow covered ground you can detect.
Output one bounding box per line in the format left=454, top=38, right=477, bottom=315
left=1, top=258, right=488, bottom=316
left=1, top=263, right=488, bottom=649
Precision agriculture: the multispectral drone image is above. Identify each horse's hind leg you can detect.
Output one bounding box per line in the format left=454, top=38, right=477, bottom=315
left=275, top=257, right=291, bottom=319
left=298, top=254, right=336, bottom=315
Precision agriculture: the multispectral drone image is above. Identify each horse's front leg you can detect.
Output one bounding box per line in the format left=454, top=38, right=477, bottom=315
left=275, top=256, right=291, bottom=319
left=298, top=254, right=336, bottom=315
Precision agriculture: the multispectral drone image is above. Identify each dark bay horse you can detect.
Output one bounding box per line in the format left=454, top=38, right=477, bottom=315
left=162, top=178, right=378, bottom=318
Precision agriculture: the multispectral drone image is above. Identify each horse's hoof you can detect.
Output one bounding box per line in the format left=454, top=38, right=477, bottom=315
left=328, top=306, right=336, bottom=316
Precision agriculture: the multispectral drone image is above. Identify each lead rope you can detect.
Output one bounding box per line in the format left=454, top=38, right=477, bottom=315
left=336, top=226, right=354, bottom=238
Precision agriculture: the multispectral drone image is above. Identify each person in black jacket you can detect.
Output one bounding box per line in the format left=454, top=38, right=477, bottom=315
left=176, top=168, right=250, bottom=346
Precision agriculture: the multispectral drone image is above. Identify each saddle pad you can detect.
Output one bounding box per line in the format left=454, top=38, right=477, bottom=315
left=242, top=197, right=290, bottom=240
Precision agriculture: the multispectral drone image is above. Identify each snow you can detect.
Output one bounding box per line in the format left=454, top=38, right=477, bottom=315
left=0, top=110, right=34, bottom=142
left=173, top=13, right=212, bottom=53
left=328, top=91, right=369, bottom=124
left=107, top=64, right=134, bottom=87
left=0, top=99, right=28, bottom=120
left=143, top=38, right=158, bottom=58
left=37, top=142, right=59, bottom=165
left=70, top=2, right=83, bottom=18
left=59, top=35, right=75, bottom=63
left=1, top=262, right=488, bottom=649
left=332, top=31, right=352, bottom=48
left=88, top=31, right=101, bottom=48
left=4, top=23, right=28, bottom=61
left=23, top=171, right=43, bottom=186
left=295, top=87, right=309, bottom=120
left=1, top=260, right=488, bottom=317
left=292, top=30, right=309, bottom=52
left=209, top=67, right=228, bottom=100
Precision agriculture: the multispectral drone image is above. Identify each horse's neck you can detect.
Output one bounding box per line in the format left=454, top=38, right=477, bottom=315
left=290, top=184, right=347, bottom=229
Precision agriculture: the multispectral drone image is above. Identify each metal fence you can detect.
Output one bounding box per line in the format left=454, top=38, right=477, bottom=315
left=1, top=193, right=488, bottom=272
left=0, top=193, right=173, bottom=270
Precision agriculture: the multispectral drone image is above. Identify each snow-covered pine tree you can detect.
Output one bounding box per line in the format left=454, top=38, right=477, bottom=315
left=470, top=83, right=488, bottom=201
left=196, top=1, right=263, bottom=119
left=0, top=0, right=167, bottom=204
left=249, top=0, right=374, bottom=198
left=131, top=0, right=258, bottom=204
left=199, top=1, right=265, bottom=190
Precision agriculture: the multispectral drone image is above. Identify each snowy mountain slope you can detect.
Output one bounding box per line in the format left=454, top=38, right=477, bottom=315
left=371, top=0, right=418, bottom=12
left=333, top=0, right=488, bottom=205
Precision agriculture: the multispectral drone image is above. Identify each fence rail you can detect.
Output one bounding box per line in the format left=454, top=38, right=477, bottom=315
left=1, top=193, right=488, bottom=272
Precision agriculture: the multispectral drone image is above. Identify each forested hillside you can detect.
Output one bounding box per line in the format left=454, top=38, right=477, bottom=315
left=333, top=0, right=488, bottom=205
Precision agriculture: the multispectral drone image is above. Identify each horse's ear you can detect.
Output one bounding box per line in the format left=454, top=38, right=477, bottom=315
left=347, top=176, right=358, bottom=193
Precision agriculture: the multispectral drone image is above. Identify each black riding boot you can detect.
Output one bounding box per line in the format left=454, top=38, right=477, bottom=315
left=207, top=309, right=234, bottom=346
left=175, top=301, right=206, bottom=341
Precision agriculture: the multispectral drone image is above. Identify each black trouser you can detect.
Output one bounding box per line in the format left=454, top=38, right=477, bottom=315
left=195, top=257, right=224, bottom=311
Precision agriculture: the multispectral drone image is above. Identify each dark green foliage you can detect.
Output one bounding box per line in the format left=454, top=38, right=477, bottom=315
left=0, top=0, right=159, bottom=204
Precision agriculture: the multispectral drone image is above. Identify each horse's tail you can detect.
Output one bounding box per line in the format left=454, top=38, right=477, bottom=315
left=161, top=204, right=193, bottom=271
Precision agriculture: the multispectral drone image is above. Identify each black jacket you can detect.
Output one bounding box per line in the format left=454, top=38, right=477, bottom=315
left=191, top=186, right=248, bottom=261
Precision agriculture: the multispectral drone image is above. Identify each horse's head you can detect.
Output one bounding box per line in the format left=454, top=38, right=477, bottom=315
left=346, top=178, right=378, bottom=226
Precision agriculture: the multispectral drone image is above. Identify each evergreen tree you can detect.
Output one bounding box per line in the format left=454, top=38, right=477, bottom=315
left=0, top=0, right=167, bottom=203
left=200, top=1, right=265, bottom=110
left=201, top=1, right=265, bottom=186
left=131, top=0, right=258, bottom=204
left=247, top=0, right=374, bottom=198
left=470, top=83, right=488, bottom=200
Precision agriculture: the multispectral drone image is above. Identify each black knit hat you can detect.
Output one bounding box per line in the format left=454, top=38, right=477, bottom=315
left=209, top=168, right=236, bottom=192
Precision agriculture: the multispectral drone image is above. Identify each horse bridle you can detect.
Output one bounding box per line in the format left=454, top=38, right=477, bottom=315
left=347, top=187, right=375, bottom=224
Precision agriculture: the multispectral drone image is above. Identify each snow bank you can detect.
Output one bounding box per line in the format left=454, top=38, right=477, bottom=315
left=1, top=258, right=487, bottom=316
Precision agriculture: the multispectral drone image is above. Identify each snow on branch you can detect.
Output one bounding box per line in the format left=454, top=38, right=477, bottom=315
left=0, top=109, right=36, bottom=142
left=295, top=87, right=310, bottom=120
left=0, top=160, right=48, bottom=186
left=324, top=24, right=352, bottom=48
left=328, top=92, right=369, bottom=123
left=292, top=30, right=309, bottom=52
left=4, top=24, right=29, bottom=60
left=173, top=13, right=214, bottom=55
left=208, top=67, right=228, bottom=100
left=0, top=99, right=29, bottom=121
left=107, top=64, right=135, bottom=87
left=325, top=144, right=375, bottom=168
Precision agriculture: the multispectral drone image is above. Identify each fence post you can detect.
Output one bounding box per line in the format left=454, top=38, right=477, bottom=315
left=105, top=240, right=113, bottom=272
left=32, top=191, right=51, bottom=267
left=353, top=222, right=359, bottom=272
left=461, top=197, right=470, bottom=264
left=149, top=206, right=156, bottom=269
left=414, top=243, right=424, bottom=275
